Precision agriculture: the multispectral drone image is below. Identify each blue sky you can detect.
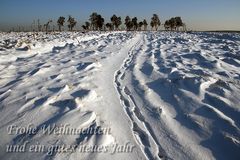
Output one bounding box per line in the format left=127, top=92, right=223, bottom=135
left=0, top=0, right=240, bottom=31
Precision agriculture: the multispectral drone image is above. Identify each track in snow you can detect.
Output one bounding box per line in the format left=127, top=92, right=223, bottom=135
left=114, top=33, right=168, bottom=160
left=1, top=31, right=240, bottom=160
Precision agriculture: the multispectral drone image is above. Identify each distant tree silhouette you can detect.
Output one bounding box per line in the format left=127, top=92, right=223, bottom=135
left=111, top=15, right=117, bottom=23
left=164, top=20, right=170, bottom=30
left=89, top=12, right=104, bottom=30
left=125, top=16, right=131, bottom=31
left=106, top=23, right=114, bottom=31
left=82, top=25, right=86, bottom=30
left=82, top=21, right=90, bottom=31
left=89, top=12, right=98, bottom=30
left=175, top=17, right=183, bottom=31
left=44, top=20, right=52, bottom=32
left=138, top=21, right=143, bottom=31
left=151, top=14, right=161, bottom=31
left=116, top=17, right=122, bottom=30
left=67, top=16, right=77, bottom=31
left=143, top=19, right=148, bottom=31
left=164, top=17, right=184, bottom=31
left=37, top=19, right=42, bottom=32
left=110, top=15, right=117, bottom=29
left=30, top=14, right=186, bottom=32
left=85, top=22, right=90, bottom=30
left=57, top=16, right=65, bottom=31
left=110, top=15, right=122, bottom=30
left=97, top=14, right=105, bottom=30
left=150, top=21, right=154, bottom=30
left=31, top=20, right=36, bottom=32
left=169, top=17, right=176, bottom=31
left=132, top=17, right=138, bottom=31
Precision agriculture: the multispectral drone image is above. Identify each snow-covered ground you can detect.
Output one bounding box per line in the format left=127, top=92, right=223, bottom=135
left=0, top=31, right=240, bottom=160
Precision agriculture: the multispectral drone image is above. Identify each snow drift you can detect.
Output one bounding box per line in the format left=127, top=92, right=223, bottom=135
left=0, top=31, right=240, bottom=160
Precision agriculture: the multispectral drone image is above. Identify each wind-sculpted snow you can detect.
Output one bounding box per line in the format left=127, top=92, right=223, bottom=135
left=0, top=31, right=240, bottom=160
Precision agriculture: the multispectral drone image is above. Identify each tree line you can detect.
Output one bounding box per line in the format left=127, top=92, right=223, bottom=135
left=19, top=13, right=186, bottom=32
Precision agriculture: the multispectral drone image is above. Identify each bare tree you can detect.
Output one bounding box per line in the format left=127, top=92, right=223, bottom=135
left=31, top=20, right=36, bottom=32
left=89, top=13, right=105, bottom=31
left=175, top=17, right=183, bottom=31
left=57, top=16, right=65, bottom=31
left=164, top=20, right=170, bottom=30
left=97, top=14, right=104, bottom=30
left=82, top=22, right=90, bottom=31
left=111, top=15, right=122, bottom=30
left=143, top=19, right=148, bottom=31
left=150, top=21, right=154, bottom=31
left=151, top=14, right=161, bottom=31
left=106, top=23, right=114, bottom=31
left=125, top=16, right=133, bottom=31
left=132, top=17, right=138, bottom=31
left=37, top=19, right=42, bottom=32
left=44, top=20, right=52, bottom=32
left=165, top=17, right=184, bottom=31
left=67, top=16, right=77, bottom=31
left=138, top=21, right=143, bottom=31
left=89, top=12, right=98, bottom=30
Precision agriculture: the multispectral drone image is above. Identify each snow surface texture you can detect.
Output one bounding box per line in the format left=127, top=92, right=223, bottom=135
left=0, top=31, right=240, bottom=160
